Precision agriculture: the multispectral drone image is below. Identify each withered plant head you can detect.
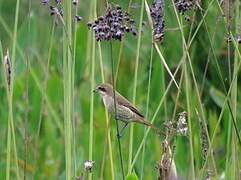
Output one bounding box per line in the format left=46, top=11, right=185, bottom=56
left=156, top=139, right=177, bottom=180
left=41, top=0, right=83, bottom=23
left=4, top=49, right=11, bottom=90
left=197, top=111, right=209, bottom=160
left=84, top=160, right=95, bottom=172
left=87, top=4, right=138, bottom=42
left=163, top=111, right=188, bottom=137
left=150, top=0, right=165, bottom=43
left=72, top=0, right=78, bottom=6
left=41, top=0, right=49, bottom=5
left=174, top=0, right=194, bottom=15
left=176, top=111, right=188, bottom=136
left=75, top=15, right=83, bottom=22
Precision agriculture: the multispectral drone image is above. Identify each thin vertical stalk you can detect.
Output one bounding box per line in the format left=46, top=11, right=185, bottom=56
left=72, top=3, right=78, bottom=177
left=63, top=0, right=73, bottom=179
left=161, top=63, right=167, bottom=123
left=230, top=1, right=240, bottom=179
left=88, top=1, right=96, bottom=179
left=128, top=0, right=145, bottom=174
left=88, top=36, right=95, bottom=180
left=0, top=42, right=11, bottom=180
left=98, top=42, right=115, bottom=179
left=24, top=0, right=32, bottom=178
left=110, top=41, right=125, bottom=180
left=6, top=120, right=11, bottom=180
left=115, top=0, right=133, bottom=82
left=7, top=0, right=21, bottom=178
left=140, top=44, right=153, bottom=180
left=185, top=65, right=195, bottom=179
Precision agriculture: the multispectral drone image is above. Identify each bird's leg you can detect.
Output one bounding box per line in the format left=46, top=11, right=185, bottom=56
left=117, top=123, right=128, bottom=138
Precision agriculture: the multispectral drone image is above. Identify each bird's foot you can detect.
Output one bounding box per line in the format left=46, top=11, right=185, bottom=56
left=117, top=133, right=122, bottom=138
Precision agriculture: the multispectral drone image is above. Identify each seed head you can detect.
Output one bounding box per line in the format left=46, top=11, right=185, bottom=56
left=75, top=15, right=83, bottom=22
left=150, top=0, right=165, bottom=43
left=176, top=111, right=188, bottom=136
left=4, top=49, right=11, bottom=90
left=87, top=4, right=138, bottom=41
left=41, top=0, right=49, bottom=5
left=55, top=0, right=61, bottom=4
left=72, top=0, right=78, bottom=5
left=84, top=160, right=95, bottom=172
left=174, top=0, right=193, bottom=14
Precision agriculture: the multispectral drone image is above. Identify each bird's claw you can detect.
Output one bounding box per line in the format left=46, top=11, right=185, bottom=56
left=117, top=133, right=122, bottom=138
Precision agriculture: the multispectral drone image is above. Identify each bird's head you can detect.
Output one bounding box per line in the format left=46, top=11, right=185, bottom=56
left=93, top=83, right=113, bottom=97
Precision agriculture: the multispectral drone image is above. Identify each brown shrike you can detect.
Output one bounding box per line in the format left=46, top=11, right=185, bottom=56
left=93, top=83, right=160, bottom=133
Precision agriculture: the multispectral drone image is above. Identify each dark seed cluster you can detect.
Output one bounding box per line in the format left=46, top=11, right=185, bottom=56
left=41, top=0, right=82, bottom=23
left=226, top=35, right=241, bottom=44
left=87, top=4, right=138, bottom=41
left=163, top=111, right=188, bottom=136
left=174, top=0, right=193, bottom=14
left=72, top=0, right=78, bottom=6
left=150, top=0, right=165, bottom=43
left=4, top=50, right=11, bottom=90
left=199, top=116, right=209, bottom=160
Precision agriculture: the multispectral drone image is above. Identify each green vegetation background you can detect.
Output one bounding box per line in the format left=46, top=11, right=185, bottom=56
left=0, top=0, right=240, bottom=179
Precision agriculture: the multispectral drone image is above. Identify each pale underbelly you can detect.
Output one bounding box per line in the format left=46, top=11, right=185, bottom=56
left=103, top=96, right=134, bottom=123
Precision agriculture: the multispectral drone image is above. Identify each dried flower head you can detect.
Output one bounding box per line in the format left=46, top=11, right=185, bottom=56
left=4, top=49, right=11, bottom=90
left=72, top=0, right=78, bottom=5
left=156, top=140, right=177, bottom=180
left=84, top=160, right=95, bottom=172
left=197, top=110, right=209, bottom=160
left=75, top=15, right=83, bottom=22
left=41, top=0, right=83, bottom=23
left=174, top=0, right=193, bottom=14
left=55, top=0, right=61, bottom=4
left=87, top=4, right=138, bottom=41
left=226, top=36, right=232, bottom=43
left=150, top=0, right=165, bottom=43
left=184, top=15, right=191, bottom=21
left=41, top=0, right=49, bottom=5
left=176, top=111, right=188, bottom=136
left=225, top=35, right=241, bottom=44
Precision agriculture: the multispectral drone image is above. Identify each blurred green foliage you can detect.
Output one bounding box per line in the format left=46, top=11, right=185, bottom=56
left=0, top=0, right=240, bottom=179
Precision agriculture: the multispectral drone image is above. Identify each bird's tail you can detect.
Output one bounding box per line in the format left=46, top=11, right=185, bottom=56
left=135, top=116, right=162, bottom=134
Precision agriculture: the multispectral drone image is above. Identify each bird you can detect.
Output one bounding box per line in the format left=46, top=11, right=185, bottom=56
left=93, top=83, right=161, bottom=135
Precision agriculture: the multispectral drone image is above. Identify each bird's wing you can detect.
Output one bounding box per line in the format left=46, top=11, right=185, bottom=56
left=116, top=93, right=144, bottom=118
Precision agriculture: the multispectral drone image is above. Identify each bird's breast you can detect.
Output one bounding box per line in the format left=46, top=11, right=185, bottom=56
left=102, top=95, right=134, bottom=122
left=102, top=95, right=114, bottom=110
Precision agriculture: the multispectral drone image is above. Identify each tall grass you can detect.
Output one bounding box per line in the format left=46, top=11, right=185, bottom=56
left=128, top=0, right=145, bottom=175
left=88, top=0, right=96, bottom=180
left=3, top=0, right=21, bottom=179
left=98, top=42, right=115, bottom=180
left=0, top=0, right=240, bottom=179
left=62, top=0, right=73, bottom=179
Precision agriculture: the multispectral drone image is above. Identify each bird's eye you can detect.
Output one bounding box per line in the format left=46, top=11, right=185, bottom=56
left=98, top=87, right=106, bottom=92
